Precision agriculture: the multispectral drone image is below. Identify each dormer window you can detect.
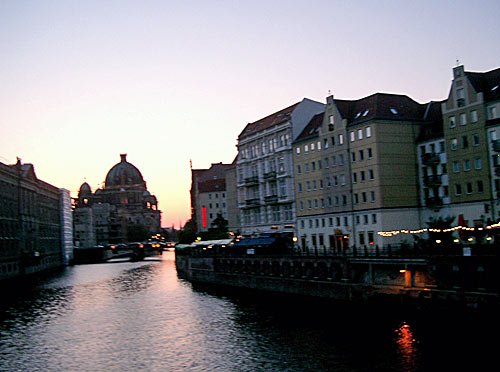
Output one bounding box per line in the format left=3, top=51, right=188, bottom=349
left=390, top=108, right=398, bottom=115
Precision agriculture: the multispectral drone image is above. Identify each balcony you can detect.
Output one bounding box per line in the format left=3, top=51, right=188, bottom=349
left=425, top=196, right=443, bottom=209
left=264, top=195, right=278, bottom=204
left=263, top=171, right=277, bottom=180
left=244, top=198, right=260, bottom=208
left=493, top=139, right=500, bottom=152
left=421, top=152, right=440, bottom=165
left=244, top=175, right=259, bottom=186
left=423, top=175, right=442, bottom=187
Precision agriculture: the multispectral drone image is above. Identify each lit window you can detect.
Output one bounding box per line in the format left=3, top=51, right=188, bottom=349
left=296, top=147, right=300, bottom=155
left=338, top=134, right=344, bottom=144
left=460, top=113, right=467, bottom=125
left=449, top=116, right=456, bottom=128
left=350, top=131, right=355, bottom=142
left=328, top=115, right=334, bottom=124
left=366, top=126, right=372, bottom=138
left=471, top=110, right=478, bottom=123
left=357, top=129, right=363, bottom=140
left=451, top=138, right=458, bottom=150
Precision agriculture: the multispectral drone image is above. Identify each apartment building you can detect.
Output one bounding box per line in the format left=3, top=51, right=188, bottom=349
left=236, top=98, right=325, bottom=235
left=442, top=65, right=500, bottom=227
left=295, top=93, right=432, bottom=250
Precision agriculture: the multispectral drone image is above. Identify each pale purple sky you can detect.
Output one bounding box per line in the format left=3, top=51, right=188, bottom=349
left=1, top=0, right=499, bottom=228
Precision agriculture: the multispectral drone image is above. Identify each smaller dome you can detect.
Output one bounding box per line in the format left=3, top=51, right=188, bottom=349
left=143, top=190, right=151, bottom=196
left=79, top=182, right=92, bottom=196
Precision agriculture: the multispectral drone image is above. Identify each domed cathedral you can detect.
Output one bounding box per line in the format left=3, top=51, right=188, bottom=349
left=73, top=154, right=161, bottom=247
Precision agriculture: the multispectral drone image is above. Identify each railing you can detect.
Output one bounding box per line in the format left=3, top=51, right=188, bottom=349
left=423, top=175, right=442, bottom=187
left=244, top=176, right=259, bottom=186
left=264, top=195, right=278, bottom=203
left=421, top=152, right=440, bottom=165
left=263, top=171, right=277, bottom=180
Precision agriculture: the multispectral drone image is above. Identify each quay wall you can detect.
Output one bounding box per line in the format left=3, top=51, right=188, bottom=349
left=175, top=254, right=499, bottom=310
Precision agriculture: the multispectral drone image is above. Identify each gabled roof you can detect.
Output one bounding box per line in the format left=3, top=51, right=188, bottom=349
left=417, top=100, right=445, bottom=142
left=295, top=112, right=324, bottom=142
left=465, top=67, right=500, bottom=102
left=238, top=102, right=300, bottom=140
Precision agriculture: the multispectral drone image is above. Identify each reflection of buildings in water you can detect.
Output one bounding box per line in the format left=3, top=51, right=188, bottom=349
left=394, top=321, right=418, bottom=370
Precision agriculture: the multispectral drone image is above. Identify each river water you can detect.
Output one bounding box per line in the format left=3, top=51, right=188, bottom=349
left=0, top=251, right=497, bottom=371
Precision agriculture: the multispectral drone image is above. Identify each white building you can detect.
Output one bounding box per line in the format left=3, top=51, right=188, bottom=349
left=236, top=98, right=325, bottom=235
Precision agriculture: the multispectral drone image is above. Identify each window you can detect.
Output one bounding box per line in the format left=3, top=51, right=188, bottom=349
left=439, top=141, right=445, bottom=152
left=300, top=201, right=304, bottom=210
left=297, top=165, right=302, bottom=174
left=460, top=113, right=467, bottom=125
left=324, top=157, right=329, bottom=168
left=311, top=142, right=315, bottom=151
left=366, top=126, right=372, bottom=138
left=323, top=138, right=329, bottom=149
left=463, top=159, right=471, bottom=171
left=350, top=131, right=355, bottom=142
left=360, top=171, right=366, bottom=181
left=367, top=148, right=373, bottom=158
left=304, top=144, right=309, bottom=153
left=372, top=214, right=377, bottom=224
left=471, top=110, right=478, bottom=123
left=455, top=184, right=462, bottom=195
left=488, top=105, right=497, bottom=119
left=328, top=115, right=334, bottom=125
left=451, top=138, right=458, bottom=150
left=473, top=134, right=480, bottom=146
left=352, top=173, right=357, bottom=183
left=298, top=183, right=303, bottom=193
left=351, top=152, right=356, bottom=162
left=370, top=191, right=375, bottom=202
left=477, top=180, right=484, bottom=193
left=296, top=147, right=300, bottom=155
left=474, top=157, right=482, bottom=170
left=369, top=169, right=374, bottom=180
left=449, top=116, right=456, bottom=128
left=354, top=193, right=359, bottom=204
left=452, top=161, right=460, bottom=172
left=317, top=141, right=321, bottom=150
left=466, top=182, right=473, bottom=194
left=357, top=129, right=363, bottom=140
left=359, top=150, right=364, bottom=161
left=462, top=135, right=468, bottom=149
left=356, top=215, right=360, bottom=224
left=362, top=192, right=367, bottom=203
left=338, top=134, right=344, bottom=144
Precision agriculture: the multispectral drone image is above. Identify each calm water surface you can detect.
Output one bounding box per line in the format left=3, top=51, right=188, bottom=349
left=0, top=252, right=497, bottom=371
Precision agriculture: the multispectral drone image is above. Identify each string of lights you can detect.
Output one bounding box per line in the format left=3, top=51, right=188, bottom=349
left=377, top=221, right=500, bottom=237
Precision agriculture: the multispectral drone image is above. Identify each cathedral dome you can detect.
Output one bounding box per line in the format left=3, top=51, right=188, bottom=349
left=104, top=154, right=145, bottom=189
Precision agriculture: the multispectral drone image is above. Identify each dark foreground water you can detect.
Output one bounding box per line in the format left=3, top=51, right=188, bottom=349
left=0, top=252, right=498, bottom=371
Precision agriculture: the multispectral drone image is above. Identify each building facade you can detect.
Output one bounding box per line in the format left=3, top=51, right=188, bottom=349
left=190, top=162, right=234, bottom=234
left=0, top=158, right=67, bottom=280
left=294, top=93, right=439, bottom=251
left=73, top=154, right=161, bottom=247
left=441, top=65, right=500, bottom=229
left=236, top=98, right=325, bottom=236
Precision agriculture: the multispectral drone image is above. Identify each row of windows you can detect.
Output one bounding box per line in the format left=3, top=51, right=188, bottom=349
left=208, top=193, right=225, bottom=199
left=450, top=134, right=480, bottom=150
left=240, top=134, right=291, bottom=159
left=448, top=110, right=478, bottom=128
left=205, top=202, right=226, bottom=209
left=454, top=181, right=484, bottom=195
left=295, top=126, right=372, bottom=155
left=299, top=213, right=377, bottom=230
left=452, top=158, right=482, bottom=172
left=242, top=205, right=293, bottom=225
left=298, top=190, right=377, bottom=210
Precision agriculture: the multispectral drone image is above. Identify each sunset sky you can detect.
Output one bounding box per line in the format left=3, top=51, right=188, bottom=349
left=1, top=1, right=500, bottom=228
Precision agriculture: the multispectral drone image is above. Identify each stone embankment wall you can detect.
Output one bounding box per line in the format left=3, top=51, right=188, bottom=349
left=175, top=254, right=499, bottom=310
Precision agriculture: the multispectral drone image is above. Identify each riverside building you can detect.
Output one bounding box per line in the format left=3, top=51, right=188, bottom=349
left=0, top=158, right=71, bottom=280
left=236, top=98, right=325, bottom=236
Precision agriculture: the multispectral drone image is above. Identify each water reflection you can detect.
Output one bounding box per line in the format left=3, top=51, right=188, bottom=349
left=0, top=253, right=498, bottom=371
left=394, top=321, right=419, bottom=371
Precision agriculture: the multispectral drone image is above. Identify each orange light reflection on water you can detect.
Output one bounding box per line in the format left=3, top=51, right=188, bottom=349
left=394, top=321, right=419, bottom=371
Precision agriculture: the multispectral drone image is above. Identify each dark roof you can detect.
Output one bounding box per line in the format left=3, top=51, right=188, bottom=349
left=295, top=112, right=324, bottom=142
left=233, top=236, right=277, bottom=247
left=192, top=162, right=233, bottom=183
left=417, top=101, right=445, bottom=142
left=238, top=102, right=300, bottom=140
left=198, top=178, right=226, bottom=193
left=334, top=93, right=424, bottom=125
left=465, top=67, right=500, bottom=102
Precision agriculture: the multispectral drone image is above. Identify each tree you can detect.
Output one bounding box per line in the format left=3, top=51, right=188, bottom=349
left=426, top=216, right=456, bottom=246
left=178, top=219, right=197, bottom=244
